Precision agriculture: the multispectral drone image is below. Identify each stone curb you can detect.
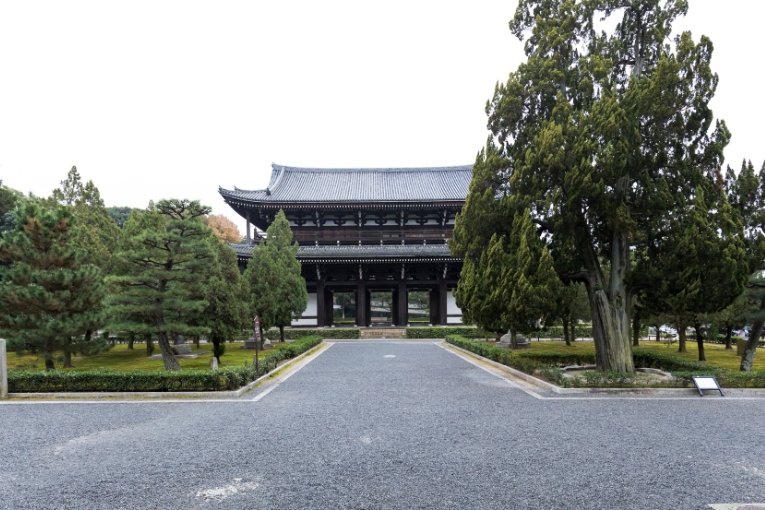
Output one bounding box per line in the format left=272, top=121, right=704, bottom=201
left=441, top=341, right=765, bottom=398
left=3, top=341, right=330, bottom=401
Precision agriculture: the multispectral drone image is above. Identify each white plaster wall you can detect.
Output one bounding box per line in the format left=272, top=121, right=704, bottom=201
left=292, top=293, right=318, bottom=326
left=446, top=290, right=463, bottom=324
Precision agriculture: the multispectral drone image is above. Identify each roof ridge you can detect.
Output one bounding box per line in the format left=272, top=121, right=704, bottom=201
left=272, top=163, right=472, bottom=173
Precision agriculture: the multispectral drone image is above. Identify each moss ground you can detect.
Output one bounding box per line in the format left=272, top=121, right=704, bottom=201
left=5, top=341, right=293, bottom=372
left=520, top=338, right=765, bottom=371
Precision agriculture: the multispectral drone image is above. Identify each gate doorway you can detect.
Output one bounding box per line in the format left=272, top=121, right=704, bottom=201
left=407, top=290, right=431, bottom=325
left=369, top=290, right=393, bottom=326
left=332, top=291, right=356, bottom=326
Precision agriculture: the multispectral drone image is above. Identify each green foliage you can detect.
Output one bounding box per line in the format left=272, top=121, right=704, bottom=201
left=106, top=207, right=138, bottom=229
left=8, top=336, right=322, bottom=392
left=244, top=210, right=307, bottom=340
left=406, top=327, right=489, bottom=339
left=108, top=199, right=214, bottom=370
left=0, top=180, right=22, bottom=233
left=455, top=0, right=736, bottom=372
left=202, top=240, right=249, bottom=362
left=0, top=201, right=106, bottom=370
left=447, top=336, right=765, bottom=388
left=50, top=167, right=120, bottom=272
left=264, top=328, right=360, bottom=340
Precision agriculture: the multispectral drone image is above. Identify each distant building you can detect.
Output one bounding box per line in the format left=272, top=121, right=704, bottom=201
left=220, top=164, right=470, bottom=327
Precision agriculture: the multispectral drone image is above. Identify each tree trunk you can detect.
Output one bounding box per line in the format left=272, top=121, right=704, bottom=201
left=212, top=338, right=223, bottom=364
left=44, top=337, right=55, bottom=371
left=632, top=312, right=641, bottom=347
left=146, top=338, right=154, bottom=357
left=740, top=293, right=765, bottom=371
left=510, top=329, right=518, bottom=349
left=694, top=322, right=706, bottom=362
left=655, top=324, right=660, bottom=342
left=62, top=336, right=73, bottom=368
left=741, top=320, right=761, bottom=372
left=724, top=323, right=733, bottom=350
left=193, top=336, right=200, bottom=349
left=580, top=229, right=634, bottom=372
left=279, top=325, right=285, bottom=343
left=677, top=324, right=687, bottom=353
left=128, top=332, right=134, bottom=350
left=563, top=320, right=571, bottom=347
left=157, top=332, right=180, bottom=371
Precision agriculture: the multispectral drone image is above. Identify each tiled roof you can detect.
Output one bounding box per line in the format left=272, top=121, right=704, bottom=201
left=230, top=243, right=459, bottom=262
left=220, top=164, right=472, bottom=204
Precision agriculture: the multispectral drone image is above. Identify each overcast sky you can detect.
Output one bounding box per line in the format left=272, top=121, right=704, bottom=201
left=1, top=1, right=762, bottom=229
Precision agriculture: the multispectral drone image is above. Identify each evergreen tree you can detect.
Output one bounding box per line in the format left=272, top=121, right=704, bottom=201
left=108, top=199, right=213, bottom=370
left=725, top=160, right=765, bottom=370
left=244, top=210, right=307, bottom=343
left=203, top=240, right=248, bottom=363
left=0, top=201, right=105, bottom=370
left=459, top=0, right=731, bottom=371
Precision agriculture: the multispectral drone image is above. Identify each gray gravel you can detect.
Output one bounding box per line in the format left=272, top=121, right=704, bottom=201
left=1, top=341, right=765, bottom=509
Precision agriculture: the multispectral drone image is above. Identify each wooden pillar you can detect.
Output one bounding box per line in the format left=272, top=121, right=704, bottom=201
left=245, top=210, right=252, bottom=244
left=439, top=281, right=448, bottom=326
left=356, top=282, right=367, bottom=327
left=316, top=281, right=326, bottom=327
left=397, top=282, right=408, bottom=327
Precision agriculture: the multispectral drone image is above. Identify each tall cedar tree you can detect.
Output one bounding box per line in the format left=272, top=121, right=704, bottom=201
left=0, top=201, right=105, bottom=370
left=724, top=160, right=765, bottom=370
left=454, top=205, right=562, bottom=343
left=108, top=200, right=213, bottom=370
left=244, top=210, right=307, bottom=342
left=203, top=240, right=249, bottom=363
left=459, top=0, right=732, bottom=371
left=640, top=188, right=747, bottom=360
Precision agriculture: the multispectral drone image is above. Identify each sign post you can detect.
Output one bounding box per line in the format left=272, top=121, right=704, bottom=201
left=253, top=316, right=261, bottom=375
left=0, top=338, right=8, bottom=399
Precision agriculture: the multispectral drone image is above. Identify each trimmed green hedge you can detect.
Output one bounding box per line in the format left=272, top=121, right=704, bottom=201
left=264, top=328, right=360, bottom=340
left=406, top=327, right=490, bottom=339
left=446, top=335, right=765, bottom=388
left=9, top=336, right=322, bottom=393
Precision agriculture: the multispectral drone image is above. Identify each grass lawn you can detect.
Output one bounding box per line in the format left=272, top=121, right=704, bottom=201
left=520, top=339, right=765, bottom=371
left=5, top=341, right=295, bottom=372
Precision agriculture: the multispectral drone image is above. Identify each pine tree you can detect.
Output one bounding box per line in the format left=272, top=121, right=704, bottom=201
left=0, top=201, right=105, bottom=370
left=50, top=169, right=120, bottom=362
left=108, top=199, right=213, bottom=370
left=243, top=210, right=307, bottom=343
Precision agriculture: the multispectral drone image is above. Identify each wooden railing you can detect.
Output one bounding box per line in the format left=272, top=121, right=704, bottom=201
left=293, top=227, right=452, bottom=245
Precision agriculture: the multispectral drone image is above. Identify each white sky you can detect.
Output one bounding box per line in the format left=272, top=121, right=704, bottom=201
left=1, top=1, right=762, bottom=228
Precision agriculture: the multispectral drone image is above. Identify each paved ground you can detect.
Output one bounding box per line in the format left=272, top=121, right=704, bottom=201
left=2, top=341, right=765, bottom=509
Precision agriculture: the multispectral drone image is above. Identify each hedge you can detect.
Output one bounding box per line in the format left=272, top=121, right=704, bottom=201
left=406, top=327, right=490, bottom=339
left=264, top=328, right=360, bottom=340
left=8, top=336, right=322, bottom=393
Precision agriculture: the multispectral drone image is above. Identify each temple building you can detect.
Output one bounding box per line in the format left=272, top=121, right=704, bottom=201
left=220, top=164, right=471, bottom=327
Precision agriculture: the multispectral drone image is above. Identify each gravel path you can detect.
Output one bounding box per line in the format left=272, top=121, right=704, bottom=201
left=1, top=341, right=764, bottom=509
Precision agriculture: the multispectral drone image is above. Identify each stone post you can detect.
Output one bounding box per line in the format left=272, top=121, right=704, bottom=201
left=1, top=338, right=8, bottom=399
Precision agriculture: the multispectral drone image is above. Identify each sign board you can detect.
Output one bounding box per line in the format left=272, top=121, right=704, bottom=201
left=692, top=375, right=723, bottom=397
left=254, top=316, right=261, bottom=343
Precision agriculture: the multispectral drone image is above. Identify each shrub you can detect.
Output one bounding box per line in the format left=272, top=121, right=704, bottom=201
left=264, top=328, right=360, bottom=340
left=8, top=335, right=322, bottom=393
left=407, top=327, right=490, bottom=339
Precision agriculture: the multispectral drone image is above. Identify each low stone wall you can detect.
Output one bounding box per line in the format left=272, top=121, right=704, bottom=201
left=1, top=338, right=7, bottom=398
